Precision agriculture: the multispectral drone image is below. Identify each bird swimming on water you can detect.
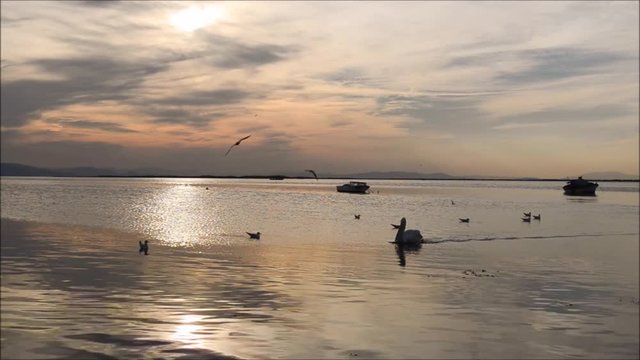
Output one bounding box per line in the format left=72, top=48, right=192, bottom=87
left=354, top=214, right=361, bottom=220
left=523, top=212, right=531, bottom=217
left=139, top=240, right=149, bottom=255
left=459, top=218, right=470, bottom=223
left=533, top=214, right=541, bottom=220
left=522, top=217, right=531, bottom=222
left=393, top=217, right=423, bottom=245
left=247, top=232, right=261, bottom=240
left=225, top=135, right=251, bottom=156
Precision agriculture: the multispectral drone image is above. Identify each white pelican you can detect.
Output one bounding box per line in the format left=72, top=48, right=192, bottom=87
left=394, top=218, right=423, bottom=245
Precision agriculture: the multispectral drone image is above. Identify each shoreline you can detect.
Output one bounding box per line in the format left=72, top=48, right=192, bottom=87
left=1, top=175, right=638, bottom=182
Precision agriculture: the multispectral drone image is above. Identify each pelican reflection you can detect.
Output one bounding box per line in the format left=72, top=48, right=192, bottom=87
left=394, top=242, right=422, bottom=267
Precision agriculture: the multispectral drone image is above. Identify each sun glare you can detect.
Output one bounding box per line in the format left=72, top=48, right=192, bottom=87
left=170, top=5, right=223, bottom=32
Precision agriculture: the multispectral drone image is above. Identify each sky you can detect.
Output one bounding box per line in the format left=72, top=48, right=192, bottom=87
left=1, top=1, right=638, bottom=177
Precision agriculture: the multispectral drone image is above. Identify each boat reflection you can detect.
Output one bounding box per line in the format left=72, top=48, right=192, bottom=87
left=394, top=243, right=422, bottom=267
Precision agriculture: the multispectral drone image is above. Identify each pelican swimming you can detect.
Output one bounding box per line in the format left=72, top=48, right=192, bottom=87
left=224, top=135, right=251, bottom=156
left=247, top=232, right=261, bottom=239
left=394, top=218, right=423, bottom=245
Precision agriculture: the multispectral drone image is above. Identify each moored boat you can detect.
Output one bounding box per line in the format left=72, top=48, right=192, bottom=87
left=336, top=181, right=370, bottom=194
left=563, top=176, right=598, bottom=196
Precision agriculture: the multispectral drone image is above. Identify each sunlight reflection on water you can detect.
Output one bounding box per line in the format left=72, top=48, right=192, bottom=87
left=1, top=178, right=638, bottom=359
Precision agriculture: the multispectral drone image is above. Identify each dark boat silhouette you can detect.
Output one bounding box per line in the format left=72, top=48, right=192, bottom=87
left=563, top=176, right=598, bottom=196
left=336, top=181, right=370, bottom=194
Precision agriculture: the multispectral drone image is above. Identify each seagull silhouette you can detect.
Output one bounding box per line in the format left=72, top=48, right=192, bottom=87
left=225, top=135, right=251, bottom=156
left=305, top=169, right=318, bottom=180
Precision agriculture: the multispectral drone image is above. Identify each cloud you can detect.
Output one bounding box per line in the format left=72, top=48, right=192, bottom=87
left=45, top=117, right=137, bottom=133
left=1, top=57, right=168, bottom=127
left=154, top=89, right=252, bottom=107
left=491, top=123, right=547, bottom=131
left=320, top=66, right=385, bottom=88
left=198, top=32, right=300, bottom=69
left=447, top=47, right=631, bottom=85
left=496, top=47, right=630, bottom=84
left=374, top=94, right=486, bottom=132
left=144, top=108, right=225, bottom=128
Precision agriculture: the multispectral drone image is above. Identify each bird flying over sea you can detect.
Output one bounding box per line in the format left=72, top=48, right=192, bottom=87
left=225, top=135, right=251, bottom=156
left=305, top=169, right=318, bottom=180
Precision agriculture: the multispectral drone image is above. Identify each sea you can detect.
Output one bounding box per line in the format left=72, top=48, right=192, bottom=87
left=1, top=177, right=638, bottom=359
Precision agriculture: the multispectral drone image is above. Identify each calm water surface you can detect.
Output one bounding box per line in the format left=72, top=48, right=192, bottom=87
left=1, top=177, right=639, bottom=359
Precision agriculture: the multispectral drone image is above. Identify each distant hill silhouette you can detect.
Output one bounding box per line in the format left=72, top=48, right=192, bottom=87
left=342, top=171, right=456, bottom=179
left=2, top=162, right=637, bottom=180
left=0, top=163, right=176, bottom=177
left=579, top=171, right=639, bottom=180
left=1, top=163, right=64, bottom=177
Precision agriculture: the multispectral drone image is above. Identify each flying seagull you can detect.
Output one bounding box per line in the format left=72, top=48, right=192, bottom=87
left=225, top=135, right=251, bottom=156
left=305, top=169, right=318, bottom=180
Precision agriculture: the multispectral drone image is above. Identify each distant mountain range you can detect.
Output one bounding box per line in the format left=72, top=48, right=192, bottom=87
left=580, top=172, right=639, bottom=180
left=0, top=163, right=179, bottom=177
left=1, top=162, right=638, bottom=180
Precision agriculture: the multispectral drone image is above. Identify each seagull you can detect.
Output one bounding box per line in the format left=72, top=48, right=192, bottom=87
left=138, top=240, right=149, bottom=255
left=224, top=135, right=251, bottom=156
left=393, top=217, right=423, bottom=245
left=523, top=212, right=531, bottom=217
left=247, top=231, right=261, bottom=240
left=354, top=214, right=361, bottom=220
left=305, top=169, right=319, bottom=180
left=522, top=217, right=531, bottom=222
left=533, top=214, right=541, bottom=220
left=459, top=218, right=470, bottom=223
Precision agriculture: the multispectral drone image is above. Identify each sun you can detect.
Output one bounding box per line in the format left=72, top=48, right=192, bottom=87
left=170, top=5, right=224, bottom=32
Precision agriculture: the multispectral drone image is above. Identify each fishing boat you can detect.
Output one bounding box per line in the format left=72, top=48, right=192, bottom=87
left=563, top=176, right=598, bottom=196
left=336, top=181, right=370, bottom=194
